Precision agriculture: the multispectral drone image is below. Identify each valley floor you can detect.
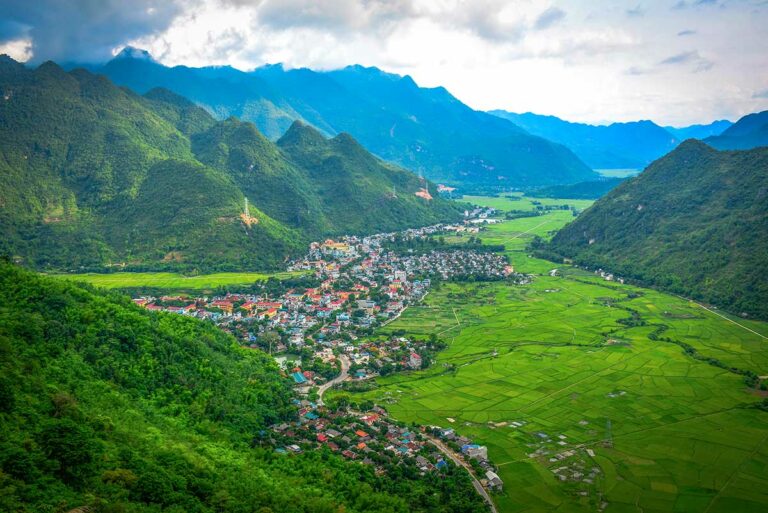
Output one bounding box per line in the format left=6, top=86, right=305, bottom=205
left=330, top=194, right=768, bottom=513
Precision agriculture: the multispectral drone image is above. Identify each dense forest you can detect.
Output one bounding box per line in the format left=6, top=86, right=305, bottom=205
left=0, top=262, right=486, bottom=512
left=0, top=56, right=462, bottom=273
left=543, top=140, right=768, bottom=319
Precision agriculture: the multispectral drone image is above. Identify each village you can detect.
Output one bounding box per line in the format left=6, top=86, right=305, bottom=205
left=131, top=208, right=520, bottom=389
left=128, top=208, right=515, bottom=500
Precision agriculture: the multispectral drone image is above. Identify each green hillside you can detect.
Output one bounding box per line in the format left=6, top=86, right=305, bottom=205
left=544, top=140, right=768, bottom=319
left=0, top=262, right=484, bottom=512
left=0, top=58, right=461, bottom=272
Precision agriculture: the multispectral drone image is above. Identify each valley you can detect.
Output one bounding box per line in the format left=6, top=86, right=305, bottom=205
left=328, top=195, right=768, bottom=513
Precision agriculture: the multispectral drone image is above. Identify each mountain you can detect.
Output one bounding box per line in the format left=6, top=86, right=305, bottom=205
left=0, top=262, right=484, bottom=512
left=527, top=177, right=626, bottom=200
left=489, top=111, right=732, bottom=170
left=489, top=111, right=680, bottom=169
left=82, top=48, right=597, bottom=188
left=665, top=119, right=732, bottom=140
left=543, top=140, right=768, bottom=319
left=705, top=110, right=768, bottom=150
left=0, top=57, right=461, bottom=272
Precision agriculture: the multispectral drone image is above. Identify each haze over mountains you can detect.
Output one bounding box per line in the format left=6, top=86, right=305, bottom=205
left=489, top=110, right=732, bottom=170
left=704, top=110, right=768, bottom=150
left=0, top=56, right=460, bottom=272
left=79, top=47, right=597, bottom=189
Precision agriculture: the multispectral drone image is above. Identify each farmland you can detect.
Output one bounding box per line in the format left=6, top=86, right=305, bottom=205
left=330, top=195, right=768, bottom=513
left=49, top=270, right=305, bottom=291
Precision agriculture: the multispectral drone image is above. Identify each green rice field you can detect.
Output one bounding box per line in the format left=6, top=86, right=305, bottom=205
left=331, top=195, right=768, bottom=513
left=49, top=270, right=304, bottom=291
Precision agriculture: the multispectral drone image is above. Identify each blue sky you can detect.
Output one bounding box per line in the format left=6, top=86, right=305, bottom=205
left=1, top=0, right=766, bottom=125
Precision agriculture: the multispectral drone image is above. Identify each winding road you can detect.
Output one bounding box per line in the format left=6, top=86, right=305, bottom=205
left=316, top=354, right=350, bottom=406
left=426, top=436, right=498, bottom=513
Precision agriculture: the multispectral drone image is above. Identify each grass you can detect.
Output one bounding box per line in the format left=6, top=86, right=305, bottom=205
left=330, top=194, right=768, bottom=513
left=49, top=271, right=305, bottom=291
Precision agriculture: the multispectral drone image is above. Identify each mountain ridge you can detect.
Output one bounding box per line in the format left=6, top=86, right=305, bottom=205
left=76, top=48, right=597, bottom=188
left=543, top=139, right=768, bottom=319
left=0, top=57, right=461, bottom=272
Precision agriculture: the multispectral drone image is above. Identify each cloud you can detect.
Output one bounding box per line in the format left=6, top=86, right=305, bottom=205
left=753, top=88, right=768, bottom=98
left=677, top=29, right=697, bottom=36
left=0, top=0, right=184, bottom=62
left=626, top=4, right=646, bottom=17
left=534, top=6, right=566, bottom=30
left=659, top=50, right=713, bottom=71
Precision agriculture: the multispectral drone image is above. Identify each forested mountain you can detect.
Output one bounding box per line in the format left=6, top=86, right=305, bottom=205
left=544, top=140, right=768, bottom=319
left=0, top=262, right=484, bottom=512
left=0, top=56, right=461, bottom=272
left=83, top=47, right=596, bottom=188
left=489, top=110, right=732, bottom=169
left=705, top=110, right=768, bottom=150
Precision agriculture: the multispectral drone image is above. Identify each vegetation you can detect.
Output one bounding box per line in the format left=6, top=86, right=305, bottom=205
left=0, top=262, right=487, bottom=512
left=330, top=198, right=768, bottom=512
left=0, top=57, right=462, bottom=273
left=545, top=140, right=768, bottom=319
left=526, top=177, right=625, bottom=200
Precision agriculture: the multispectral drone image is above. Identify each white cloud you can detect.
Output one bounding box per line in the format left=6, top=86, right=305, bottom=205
left=2, top=0, right=768, bottom=125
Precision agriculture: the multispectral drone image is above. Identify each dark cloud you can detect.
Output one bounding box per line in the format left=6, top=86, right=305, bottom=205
left=0, top=0, right=184, bottom=62
left=659, top=50, right=713, bottom=71
left=534, top=6, right=566, bottom=30
left=677, top=29, right=697, bottom=36
left=626, top=4, right=646, bottom=17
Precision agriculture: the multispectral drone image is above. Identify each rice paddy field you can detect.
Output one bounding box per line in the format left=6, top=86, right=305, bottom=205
left=330, top=194, right=768, bottom=513
left=49, top=270, right=304, bottom=291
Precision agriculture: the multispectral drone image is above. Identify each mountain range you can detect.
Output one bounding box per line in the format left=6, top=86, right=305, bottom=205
left=489, top=110, right=732, bottom=170
left=704, top=110, right=768, bottom=150
left=76, top=47, right=597, bottom=189
left=543, top=140, right=768, bottom=319
left=0, top=56, right=461, bottom=272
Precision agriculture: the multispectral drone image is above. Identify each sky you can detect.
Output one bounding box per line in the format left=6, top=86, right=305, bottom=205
left=0, top=0, right=766, bottom=126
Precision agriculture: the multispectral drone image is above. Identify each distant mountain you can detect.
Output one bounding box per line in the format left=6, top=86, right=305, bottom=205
left=489, top=110, right=732, bottom=170
left=544, top=140, right=768, bottom=319
left=81, top=48, right=596, bottom=188
left=527, top=177, right=626, bottom=200
left=664, top=120, right=732, bottom=140
left=0, top=57, right=461, bottom=272
left=705, top=110, right=768, bottom=150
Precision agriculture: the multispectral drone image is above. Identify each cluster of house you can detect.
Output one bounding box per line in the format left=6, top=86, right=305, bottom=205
left=270, top=400, right=503, bottom=492
left=436, top=427, right=503, bottom=491
left=272, top=403, right=450, bottom=472
left=132, top=217, right=515, bottom=379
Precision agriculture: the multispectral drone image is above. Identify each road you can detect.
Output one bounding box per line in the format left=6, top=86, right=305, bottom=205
left=426, top=436, right=498, bottom=513
left=316, top=354, right=350, bottom=406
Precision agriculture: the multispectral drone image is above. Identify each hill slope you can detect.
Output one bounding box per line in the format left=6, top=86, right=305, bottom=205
left=0, top=262, right=484, bottom=512
left=0, top=57, right=461, bottom=271
left=545, top=140, right=768, bottom=319
left=86, top=48, right=596, bottom=188
left=705, top=110, right=768, bottom=150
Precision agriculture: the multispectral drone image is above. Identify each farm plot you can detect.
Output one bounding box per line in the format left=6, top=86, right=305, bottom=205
left=331, top=198, right=768, bottom=513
